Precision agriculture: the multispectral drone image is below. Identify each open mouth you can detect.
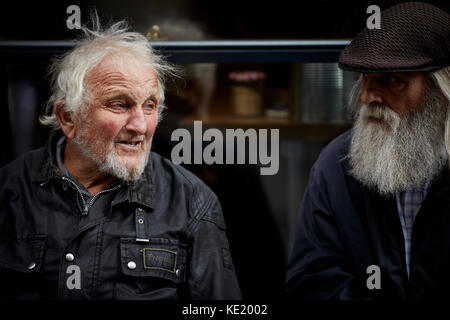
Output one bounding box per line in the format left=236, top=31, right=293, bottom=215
left=118, top=141, right=141, bottom=146
left=116, top=139, right=143, bottom=149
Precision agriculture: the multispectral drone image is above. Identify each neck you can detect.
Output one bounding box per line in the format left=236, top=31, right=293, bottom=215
left=63, top=140, right=116, bottom=195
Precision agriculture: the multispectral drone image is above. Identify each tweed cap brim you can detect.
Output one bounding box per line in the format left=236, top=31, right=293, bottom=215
left=339, top=2, right=450, bottom=73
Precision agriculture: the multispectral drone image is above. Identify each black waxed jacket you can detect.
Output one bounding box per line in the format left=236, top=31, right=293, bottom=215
left=0, top=130, right=241, bottom=300
left=285, top=130, right=450, bottom=300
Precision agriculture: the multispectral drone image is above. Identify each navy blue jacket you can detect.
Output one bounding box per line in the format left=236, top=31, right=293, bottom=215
left=285, top=130, right=450, bottom=300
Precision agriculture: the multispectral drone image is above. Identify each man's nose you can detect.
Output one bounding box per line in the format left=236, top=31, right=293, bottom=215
left=360, top=77, right=384, bottom=105
left=125, top=107, right=147, bottom=135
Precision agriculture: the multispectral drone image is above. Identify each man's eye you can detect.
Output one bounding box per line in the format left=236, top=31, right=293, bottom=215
left=382, top=75, right=406, bottom=89
left=144, top=103, right=156, bottom=112
left=109, top=103, right=125, bottom=109
left=387, top=75, right=399, bottom=83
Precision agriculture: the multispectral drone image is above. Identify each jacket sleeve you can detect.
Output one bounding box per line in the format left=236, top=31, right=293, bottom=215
left=285, top=164, right=370, bottom=300
left=187, top=191, right=242, bottom=300
left=0, top=168, right=14, bottom=238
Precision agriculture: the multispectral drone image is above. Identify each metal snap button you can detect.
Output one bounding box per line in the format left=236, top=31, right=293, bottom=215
left=138, top=218, right=144, bottom=224
left=65, top=253, right=75, bottom=262
left=127, top=261, right=136, bottom=270
left=176, top=269, right=180, bottom=277
left=137, top=208, right=143, bottom=212
left=28, top=262, right=36, bottom=270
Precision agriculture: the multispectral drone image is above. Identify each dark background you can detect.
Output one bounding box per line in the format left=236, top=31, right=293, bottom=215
left=0, top=1, right=447, bottom=40
left=0, top=0, right=448, bottom=300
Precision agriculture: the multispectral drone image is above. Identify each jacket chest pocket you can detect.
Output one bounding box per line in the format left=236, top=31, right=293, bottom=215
left=117, top=237, right=187, bottom=299
left=0, top=235, right=47, bottom=299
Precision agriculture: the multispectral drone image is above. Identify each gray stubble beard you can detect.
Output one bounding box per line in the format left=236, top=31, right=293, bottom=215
left=72, top=121, right=149, bottom=182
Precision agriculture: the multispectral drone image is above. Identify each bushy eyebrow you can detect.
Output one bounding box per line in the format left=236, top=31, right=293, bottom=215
left=101, top=91, right=158, bottom=104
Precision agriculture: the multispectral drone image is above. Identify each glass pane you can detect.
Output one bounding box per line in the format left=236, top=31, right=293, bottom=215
left=0, top=1, right=446, bottom=40
left=2, top=0, right=445, bottom=300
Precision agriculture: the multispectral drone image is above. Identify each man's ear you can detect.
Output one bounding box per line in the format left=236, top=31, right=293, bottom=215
left=54, top=101, right=76, bottom=139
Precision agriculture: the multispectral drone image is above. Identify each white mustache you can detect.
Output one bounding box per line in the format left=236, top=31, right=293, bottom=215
left=361, top=104, right=396, bottom=119
left=359, top=104, right=401, bottom=129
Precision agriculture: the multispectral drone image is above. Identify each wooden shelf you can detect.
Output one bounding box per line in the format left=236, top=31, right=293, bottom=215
left=176, top=104, right=351, bottom=142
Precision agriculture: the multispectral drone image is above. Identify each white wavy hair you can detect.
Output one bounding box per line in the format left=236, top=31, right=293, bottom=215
left=347, top=67, right=450, bottom=156
left=40, top=20, right=178, bottom=129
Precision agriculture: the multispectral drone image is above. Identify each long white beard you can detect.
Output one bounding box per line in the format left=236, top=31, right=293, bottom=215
left=348, top=88, right=448, bottom=196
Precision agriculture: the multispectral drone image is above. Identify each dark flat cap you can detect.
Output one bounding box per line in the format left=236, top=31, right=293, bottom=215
left=339, top=2, right=450, bottom=73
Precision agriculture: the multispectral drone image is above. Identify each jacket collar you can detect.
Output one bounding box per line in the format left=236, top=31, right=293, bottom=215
left=34, top=130, right=154, bottom=209
left=34, top=129, right=65, bottom=182
left=121, top=161, right=154, bottom=209
left=423, top=162, right=450, bottom=204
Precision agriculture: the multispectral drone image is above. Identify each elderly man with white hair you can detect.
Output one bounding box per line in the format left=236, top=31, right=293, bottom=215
left=0, top=21, right=241, bottom=300
left=286, top=2, right=450, bottom=299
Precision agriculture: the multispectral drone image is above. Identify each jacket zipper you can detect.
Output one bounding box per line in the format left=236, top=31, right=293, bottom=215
left=61, top=176, right=122, bottom=215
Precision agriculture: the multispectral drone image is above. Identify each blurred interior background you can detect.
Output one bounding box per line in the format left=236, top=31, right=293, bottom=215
left=0, top=0, right=448, bottom=299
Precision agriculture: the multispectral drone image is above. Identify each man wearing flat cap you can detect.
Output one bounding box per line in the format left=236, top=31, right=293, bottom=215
left=286, top=2, right=450, bottom=299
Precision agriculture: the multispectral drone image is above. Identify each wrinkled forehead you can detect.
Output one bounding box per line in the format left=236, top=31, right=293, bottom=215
left=85, top=53, right=159, bottom=96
